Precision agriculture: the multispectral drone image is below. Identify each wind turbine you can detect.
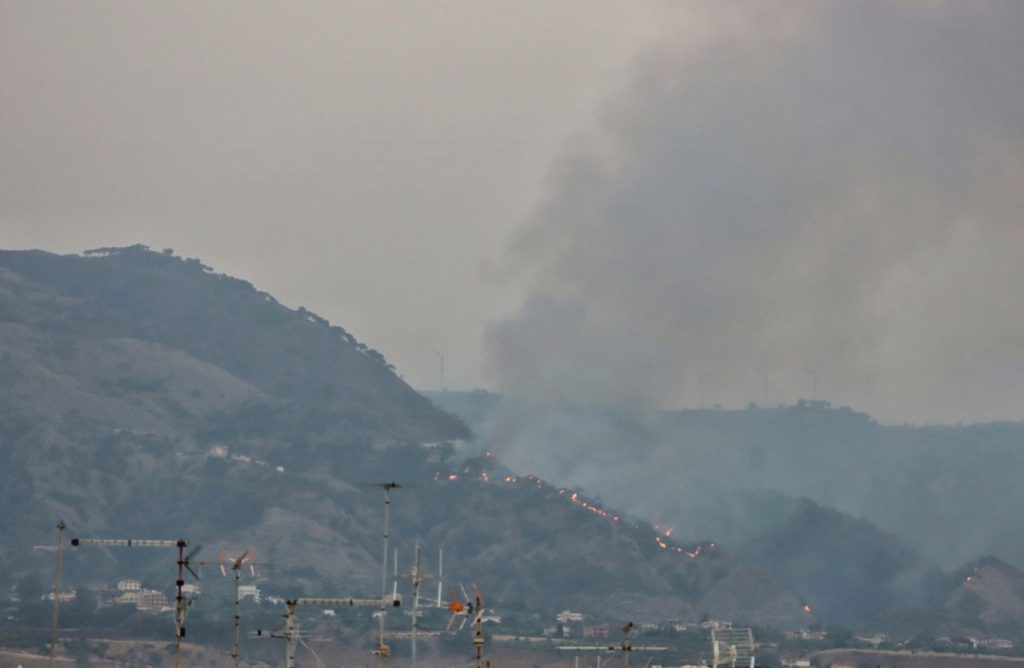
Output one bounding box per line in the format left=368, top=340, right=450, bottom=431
left=71, top=537, right=201, bottom=668
left=431, top=348, right=447, bottom=391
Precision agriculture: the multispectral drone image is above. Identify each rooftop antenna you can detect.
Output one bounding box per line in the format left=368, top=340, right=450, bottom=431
left=470, top=585, right=486, bottom=668
left=219, top=547, right=257, bottom=668
left=431, top=348, right=447, bottom=391
left=48, top=520, right=66, bottom=668
left=72, top=537, right=201, bottom=668
left=445, top=583, right=487, bottom=667
left=436, top=548, right=444, bottom=608
left=711, top=627, right=755, bottom=668
left=256, top=595, right=399, bottom=668
left=409, top=543, right=424, bottom=667
left=367, top=482, right=406, bottom=663
left=557, top=621, right=667, bottom=664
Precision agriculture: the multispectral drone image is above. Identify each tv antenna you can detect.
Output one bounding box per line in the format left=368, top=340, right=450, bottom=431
left=711, top=627, right=755, bottom=668
left=219, top=547, right=258, bottom=668
left=435, top=548, right=444, bottom=608
left=557, top=621, right=668, bottom=666
left=71, top=537, right=201, bottom=668
left=367, top=481, right=407, bottom=663
left=48, top=520, right=66, bottom=668
left=445, top=583, right=487, bottom=668
left=408, top=543, right=424, bottom=667
left=255, top=595, right=399, bottom=668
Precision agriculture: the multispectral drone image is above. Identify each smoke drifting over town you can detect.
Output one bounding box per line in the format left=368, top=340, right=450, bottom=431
left=487, top=1, right=1024, bottom=426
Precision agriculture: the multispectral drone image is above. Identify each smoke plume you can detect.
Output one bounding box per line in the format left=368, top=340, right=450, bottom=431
left=487, top=1, right=1024, bottom=425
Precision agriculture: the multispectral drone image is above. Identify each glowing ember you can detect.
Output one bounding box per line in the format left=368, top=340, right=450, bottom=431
left=448, top=474, right=458, bottom=480
left=803, top=604, right=813, bottom=613
left=966, top=576, right=973, bottom=583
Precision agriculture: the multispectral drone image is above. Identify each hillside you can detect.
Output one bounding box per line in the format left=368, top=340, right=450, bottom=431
left=426, top=390, right=1024, bottom=571
left=0, top=246, right=811, bottom=660
left=426, top=390, right=1024, bottom=630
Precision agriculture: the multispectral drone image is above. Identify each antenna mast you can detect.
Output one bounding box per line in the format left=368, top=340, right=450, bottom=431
left=373, top=482, right=403, bottom=663
left=48, top=520, right=66, bottom=668
left=258, top=596, right=397, bottom=668
left=72, top=537, right=200, bottom=668
left=220, top=548, right=253, bottom=668
left=410, top=544, right=423, bottom=667
left=436, top=548, right=443, bottom=608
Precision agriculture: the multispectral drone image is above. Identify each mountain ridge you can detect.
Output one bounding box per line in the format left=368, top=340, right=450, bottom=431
left=0, top=245, right=811, bottom=641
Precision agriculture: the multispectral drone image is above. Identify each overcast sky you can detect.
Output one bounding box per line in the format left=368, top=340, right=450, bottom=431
left=1, top=0, right=673, bottom=389
left=4, top=2, right=1023, bottom=424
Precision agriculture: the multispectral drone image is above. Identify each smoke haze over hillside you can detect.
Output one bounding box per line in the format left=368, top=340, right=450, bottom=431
left=487, top=1, right=1024, bottom=425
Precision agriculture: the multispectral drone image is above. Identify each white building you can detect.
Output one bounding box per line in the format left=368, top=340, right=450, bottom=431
left=117, top=579, right=142, bottom=592
left=556, top=610, right=584, bottom=624
left=238, top=584, right=261, bottom=603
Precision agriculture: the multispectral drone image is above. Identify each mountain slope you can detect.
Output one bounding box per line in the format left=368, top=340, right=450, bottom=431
left=0, top=245, right=809, bottom=645
left=0, top=245, right=467, bottom=445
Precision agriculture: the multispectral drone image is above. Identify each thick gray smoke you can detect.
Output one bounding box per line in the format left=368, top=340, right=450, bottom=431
left=487, top=1, right=1024, bottom=426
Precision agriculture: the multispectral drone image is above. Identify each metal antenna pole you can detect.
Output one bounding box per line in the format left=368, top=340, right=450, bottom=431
left=233, top=564, right=241, bottom=668
left=274, top=597, right=395, bottom=668
left=48, top=520, right=66, bottom=668
left=436, top=548, right=443, bottom=608
left=379, top=485, right=390, bottom=662
left=411, top=544, right=422, bottom=667
left=474, top=613, right=484, bottom=668
left=285, top=601, right=298, bottom=668
left=175, top=540, right=187, bottom=668
left=622, top=622, right=634, bottom=668
left=71, top=537, right=195, bottom=668
left=372, top=481, right=402, bottom=663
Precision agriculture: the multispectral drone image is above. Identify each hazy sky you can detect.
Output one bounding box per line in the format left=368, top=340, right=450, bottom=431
left=1, top=0, right=673, bottom=389
left=4, top=2, right=1024, bottom=423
